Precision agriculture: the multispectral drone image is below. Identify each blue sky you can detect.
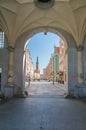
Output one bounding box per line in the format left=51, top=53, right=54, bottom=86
left=27, top=32, right=60, bottom=74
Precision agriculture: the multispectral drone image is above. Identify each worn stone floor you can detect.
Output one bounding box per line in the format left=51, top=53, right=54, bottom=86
left=0, top=98, right=86, bottom=130
left=0, top=82, right=86, bottom=130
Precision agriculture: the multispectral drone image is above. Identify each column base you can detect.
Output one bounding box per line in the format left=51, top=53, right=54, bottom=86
left=14, top=86, right=27, bottom=98
left=4, top=83, right=15, bottom=98
left=64, top=93, right=76, bottom=99
left=14, top=93, right=26, bottom=98
left=74, top=84, right=86, bottom=98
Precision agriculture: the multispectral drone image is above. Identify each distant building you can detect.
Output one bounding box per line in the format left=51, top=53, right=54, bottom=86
left=43, top=55, right=54, bottom=81
left=43, top=47, right=59, bottom=82
left=58, top=39, right=67, bottom=84
left=40, top=74, right=43, bottom=80
left=43, top=68, right=46, bottom=80
left=24, top=48, right=34, bottom=80
left=43, top=39, right=67, bottom=83
left=34, top=57, right=40, bottom=80
left=54, top=46, right=59, bottom=81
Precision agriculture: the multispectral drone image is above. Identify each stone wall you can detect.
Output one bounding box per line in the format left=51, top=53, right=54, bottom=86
left=67, top=47, right=78, bottom=96
left=0, top=48, right=8, bottom=93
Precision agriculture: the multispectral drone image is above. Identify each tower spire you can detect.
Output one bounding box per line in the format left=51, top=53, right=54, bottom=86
left=34, top=56, right=40, bottom=80
left=36, top=56, right=39, bottom=64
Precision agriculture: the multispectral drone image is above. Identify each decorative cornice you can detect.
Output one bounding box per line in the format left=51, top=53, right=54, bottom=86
left=77, top=45, right=84, bottom=51
left=8, top=46, right=15, bottom=52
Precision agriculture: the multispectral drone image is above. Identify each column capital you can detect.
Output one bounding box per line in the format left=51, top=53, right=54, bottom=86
left=8, top=46, right=15, bottom=52
left=77, top=45, right=84, bottom=51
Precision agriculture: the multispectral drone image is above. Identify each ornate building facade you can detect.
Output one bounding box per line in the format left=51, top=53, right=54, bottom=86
left=54, top=46, right=59, bottom=81
left=58, top=39, right=67, bottom=84
left=43, top=46, right=59, bottom=82
left=43, top=39, right=67, bottom=84
left=24, top=48, right=34, bottom=81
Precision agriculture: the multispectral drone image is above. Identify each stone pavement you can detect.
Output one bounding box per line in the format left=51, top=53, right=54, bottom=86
left=26, top=81, right=67, bottom=98
left=0, top=81, right=86, bottom=130
left=0, top=97, right=86, bottom=130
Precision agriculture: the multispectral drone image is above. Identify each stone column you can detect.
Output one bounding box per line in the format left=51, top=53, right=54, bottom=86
left=77, top=45, right=84, bottom=84
left=8, top=46, right=14, bottom=86
left=67, top=47, right=77, bottom=97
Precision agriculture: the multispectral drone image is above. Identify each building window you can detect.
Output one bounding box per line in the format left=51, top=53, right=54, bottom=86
left=0, top=31, right=4, bottom=48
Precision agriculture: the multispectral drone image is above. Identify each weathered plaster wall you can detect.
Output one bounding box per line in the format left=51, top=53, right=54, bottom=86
left=67, top=47, right=78, bottom=95
left=0, top=48, right=8, bottom=92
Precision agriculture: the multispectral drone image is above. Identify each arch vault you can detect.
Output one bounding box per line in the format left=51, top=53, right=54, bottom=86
left=0, top=0, right=86, bottom=97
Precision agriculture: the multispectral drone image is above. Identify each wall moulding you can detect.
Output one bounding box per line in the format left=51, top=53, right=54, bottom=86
left=8, top=46, right=15, bottom=52
left=77, top=45, right=84, bottom=51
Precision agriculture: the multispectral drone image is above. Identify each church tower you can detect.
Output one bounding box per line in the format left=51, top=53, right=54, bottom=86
left=36, top=57, right=40, bottom=73
left=34, top=56, right=40, bottom=80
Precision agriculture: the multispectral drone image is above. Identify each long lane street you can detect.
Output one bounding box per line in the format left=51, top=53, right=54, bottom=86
left=25, top=81, right=68, bottom=97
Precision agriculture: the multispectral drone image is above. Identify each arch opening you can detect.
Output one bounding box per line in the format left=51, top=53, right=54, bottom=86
left=14, top=27, right=77, bottom=98
left=23, top=31, right=68, bottom=97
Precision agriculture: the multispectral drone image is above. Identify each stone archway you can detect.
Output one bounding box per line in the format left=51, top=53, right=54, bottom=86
left=14, top=26, right=78, bottom=97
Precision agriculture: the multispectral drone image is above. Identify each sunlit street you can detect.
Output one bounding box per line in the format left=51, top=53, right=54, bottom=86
left=25, top=80, right=68, bottom=97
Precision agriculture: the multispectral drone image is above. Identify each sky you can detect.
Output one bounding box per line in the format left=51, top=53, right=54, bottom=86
left=27, top=32, right=60, bottom=74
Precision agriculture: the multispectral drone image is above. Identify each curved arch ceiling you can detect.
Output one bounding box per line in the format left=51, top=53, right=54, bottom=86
left=0, top=0, right=86, bottom=45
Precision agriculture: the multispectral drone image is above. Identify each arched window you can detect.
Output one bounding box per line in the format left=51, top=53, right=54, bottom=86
left=0, top=31, right=4, bottom=48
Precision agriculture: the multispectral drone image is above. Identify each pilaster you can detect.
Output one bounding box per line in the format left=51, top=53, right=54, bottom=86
left=8, top=46, right=15, bottom=86
left=67, top=47, right=77, bottom=97
left=77, top=45, right=84, bottom=84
